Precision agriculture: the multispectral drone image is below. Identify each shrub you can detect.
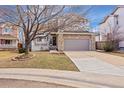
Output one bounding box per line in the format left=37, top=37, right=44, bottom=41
left=103, top=41, right=114, bottom=52
left=18, top=48, right=26, bottom=53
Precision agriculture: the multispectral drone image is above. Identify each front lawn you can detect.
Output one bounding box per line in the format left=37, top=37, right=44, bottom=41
left=0, top=51, right=18, bottom=60
left=0, top=51, right=78, bottom=71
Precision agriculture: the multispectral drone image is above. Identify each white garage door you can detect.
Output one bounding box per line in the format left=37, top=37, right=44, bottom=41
left=64, top=39, right=89, bottom=51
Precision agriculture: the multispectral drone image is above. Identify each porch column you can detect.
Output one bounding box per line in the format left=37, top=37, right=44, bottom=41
left=12, top=40, right=17, bottom=48
left=0, top=39, right=1, bottom=44
left=0, top=39, right=1, bottom=47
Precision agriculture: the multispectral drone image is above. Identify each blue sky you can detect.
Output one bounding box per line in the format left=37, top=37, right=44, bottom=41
left=65, top=5, right=116, bottom=28
left=0, top=5, right=117, bottom=29
left=87, top=5, right=116, bottom=28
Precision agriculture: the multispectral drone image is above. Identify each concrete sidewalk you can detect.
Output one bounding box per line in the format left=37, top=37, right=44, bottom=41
left=0, top=68, right=124, bottom=87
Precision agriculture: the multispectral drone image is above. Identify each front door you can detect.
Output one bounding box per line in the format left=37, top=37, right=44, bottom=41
left=49, top=36, right=57, bottom=50
left=53, top=36, right=56, bottom=46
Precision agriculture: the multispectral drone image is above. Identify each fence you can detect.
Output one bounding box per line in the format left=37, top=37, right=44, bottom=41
left=96, top=41, right=106, bottom=50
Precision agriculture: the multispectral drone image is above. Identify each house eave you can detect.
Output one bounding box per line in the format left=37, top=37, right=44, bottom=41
left=99, top=6, right=124, bottom=25
left=0, top=35, right=17, bottom=40
left=0, top=37, right=17, bottom=40
left=51, top=31, right=94, bottom=36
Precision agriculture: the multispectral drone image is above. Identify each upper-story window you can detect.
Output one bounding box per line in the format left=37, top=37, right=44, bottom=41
left=3, top=27, right=12, bottom=34
left=114, top=15, right=119, bottom=25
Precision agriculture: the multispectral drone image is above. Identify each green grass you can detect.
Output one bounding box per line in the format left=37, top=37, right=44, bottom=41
left=0, top=51, right=79, bottom=71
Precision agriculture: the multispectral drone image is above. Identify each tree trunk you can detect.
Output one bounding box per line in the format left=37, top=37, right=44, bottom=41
left=25, top=46, right=29, bottom=55
left=25, top=40, right=29, bottom=55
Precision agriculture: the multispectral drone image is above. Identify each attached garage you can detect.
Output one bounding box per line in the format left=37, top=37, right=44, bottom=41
left=56, top=32, right=95, bottom=51
left=64, top=39, right=89, bottom=51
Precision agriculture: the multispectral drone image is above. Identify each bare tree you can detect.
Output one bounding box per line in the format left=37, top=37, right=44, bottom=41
left=0, top=5, right=64, bottom=54
left=45, top=13, right=89, bottom=31
left=101, top=15, right=123, bottom=50
left=0, top=5, right=91, bottom=54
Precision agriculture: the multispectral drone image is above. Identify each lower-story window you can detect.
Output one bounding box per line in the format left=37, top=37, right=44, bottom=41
left=5, top=40, right=12, bottom=44
left=37, top=37, right=42, bottom=42
left=0, top=39, right=12, bottom=44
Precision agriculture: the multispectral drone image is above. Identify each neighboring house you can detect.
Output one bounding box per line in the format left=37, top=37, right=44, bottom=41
left=0, top=23, right=18, bottom=50
left=31, top=14, right=95, bottom=51
left=98, top=6, right=124, bottom=50
left=95, top=33, right=101, bottom=42
left=92, top=27, right=102, bottom=42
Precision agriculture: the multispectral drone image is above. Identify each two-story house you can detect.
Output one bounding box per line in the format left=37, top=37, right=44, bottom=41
left=99, top=6, right=124, bottom=50
left=0, top=23, right=18, bottom=50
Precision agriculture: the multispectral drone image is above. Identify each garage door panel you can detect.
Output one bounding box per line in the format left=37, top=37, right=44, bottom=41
left=64, top=39, right=89, bottom=51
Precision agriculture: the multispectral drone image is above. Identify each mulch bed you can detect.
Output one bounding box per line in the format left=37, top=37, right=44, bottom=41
left=11, top=54, right=34, bottom=61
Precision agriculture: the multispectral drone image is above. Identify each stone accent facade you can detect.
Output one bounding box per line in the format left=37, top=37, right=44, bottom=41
left=57, top=33, right=64, bottom=51
left=91, top=35, right=96, bottom=50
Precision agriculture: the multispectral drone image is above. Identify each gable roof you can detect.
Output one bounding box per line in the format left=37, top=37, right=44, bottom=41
left=37, top=13, right=89, bottom=33
left=99, top=6, right=124, bottom=24
left=111, top=5, right=124, bottom=15
left=99, top=15, right=109, bottom=24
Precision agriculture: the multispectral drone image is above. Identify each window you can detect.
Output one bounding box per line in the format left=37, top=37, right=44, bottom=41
left=37, top=37, right=42, bottom=42
left=114, top=15, right=119, bottom=25
left=3, top=27, right=12, bottom=34
left=0, top=39, right=12, bottom=44
left=5, top=40, right=12, bottom=44
left=0, top=39, right=4, bottom=44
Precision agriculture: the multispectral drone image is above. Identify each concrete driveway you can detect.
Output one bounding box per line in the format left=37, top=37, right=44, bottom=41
left=64, top=51, right=124, bottom=76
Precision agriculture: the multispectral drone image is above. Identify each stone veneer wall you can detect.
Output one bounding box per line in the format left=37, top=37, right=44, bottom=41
left=57, top=33, right=64, bottom=51
left=57, top=33, right=95, bottom=51
left=91, top=35, right=96, bottom=50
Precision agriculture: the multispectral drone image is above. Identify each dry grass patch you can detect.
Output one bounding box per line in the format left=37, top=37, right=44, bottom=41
left=98, top=51, right=124, bottom=57
left=0, top=51, right=78, bottom=71
left=107, top=52, right=124, bottom=57
left=0, top=51, right=18, bottom=60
